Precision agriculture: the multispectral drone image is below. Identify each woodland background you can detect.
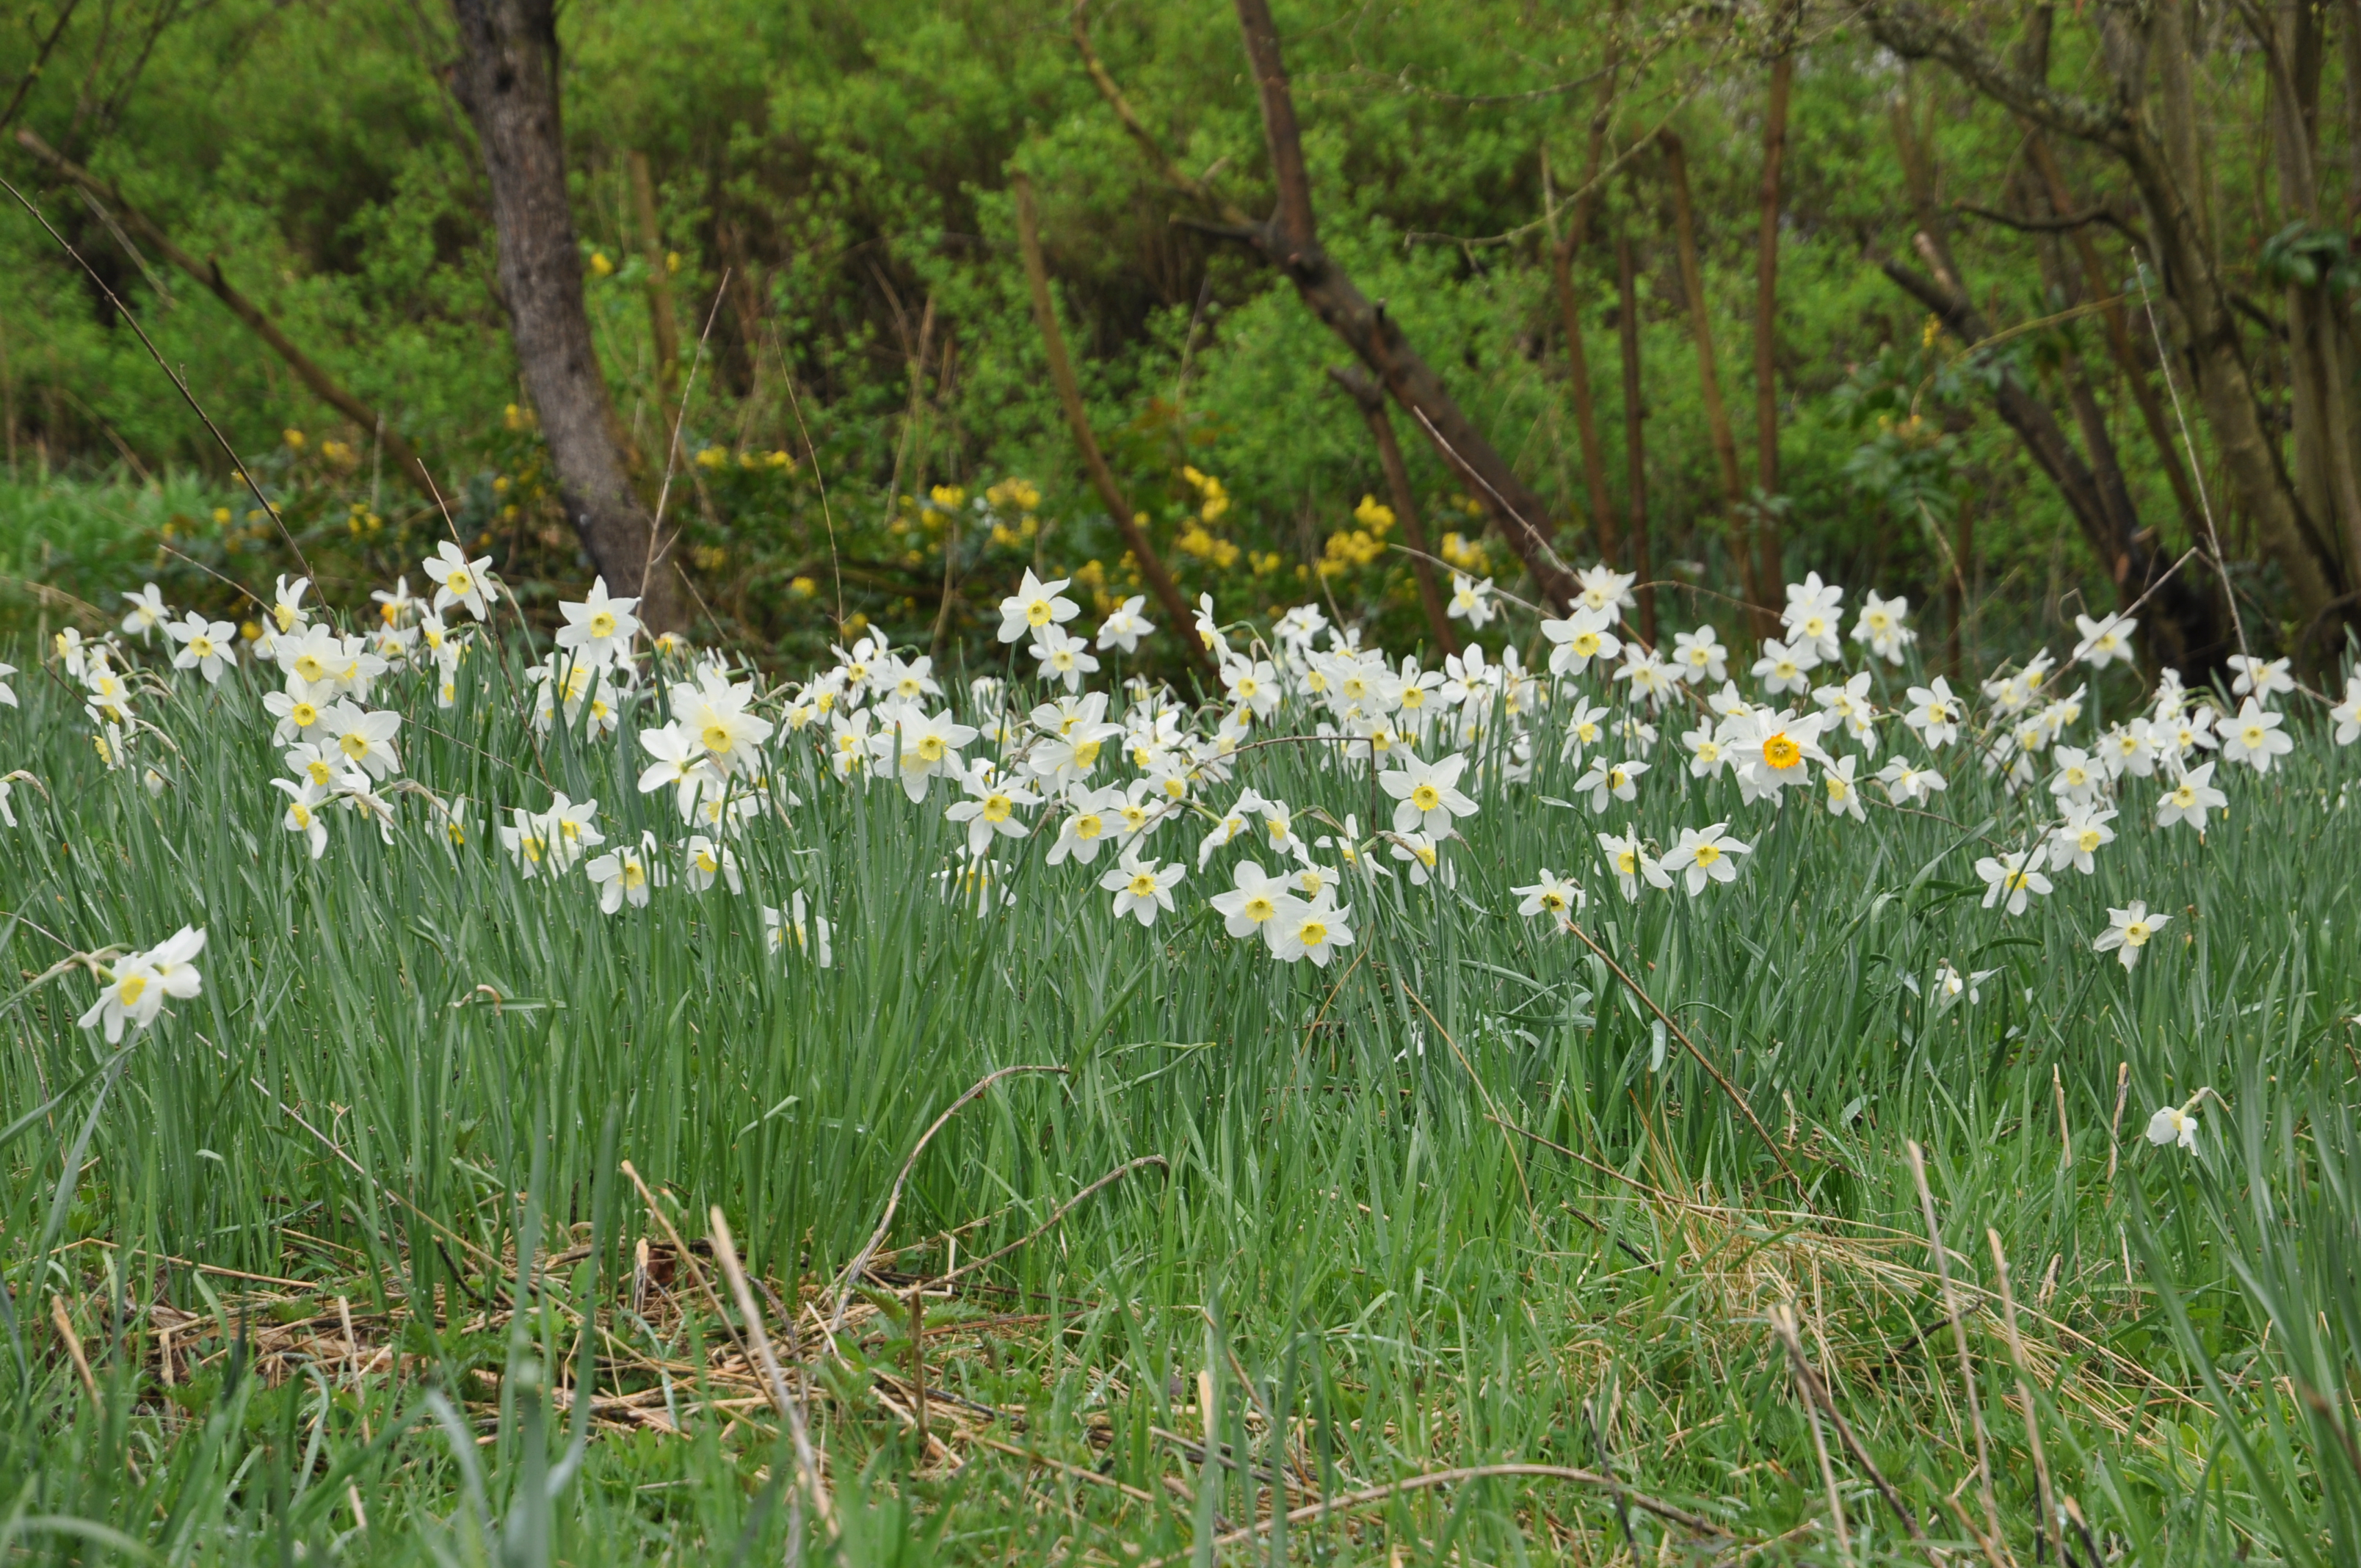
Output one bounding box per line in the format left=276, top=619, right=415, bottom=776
left=0, top=0, right=2354, bottom=678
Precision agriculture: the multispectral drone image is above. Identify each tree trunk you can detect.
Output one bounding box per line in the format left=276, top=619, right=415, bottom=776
left=1752, top=19, right=1795, bottom=617
left=627, top=150, right=681, bottom=400
left=1330, top=365, right=1459, bottom=656
left=1228, top=0, right=1575, bottom=610
left=448, top=0, right=686, bottom=632
left=1551, top=18, right=1620, bottom=565
left=1864, top=0, right=2351, bottom=659
left=1616, top=232, right=1655, bottom=645
left=1661, top=128, right=1760, bottom=631
left=1013, top=174, right=1210, bottom=680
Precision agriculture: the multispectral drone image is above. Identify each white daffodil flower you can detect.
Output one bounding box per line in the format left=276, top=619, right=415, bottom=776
left=2094, top=901, right=2169, bottom=969
left=1974, top=849, right=2053, bottom=915
left=1664, top=823, right=1751, bottom=896
left=1100, top=849, right=1183, bottom=928
left=585, top=831, right=664, bottom=914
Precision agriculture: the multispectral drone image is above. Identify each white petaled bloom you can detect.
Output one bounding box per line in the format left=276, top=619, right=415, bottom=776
left=1539, top=605, right=1621, bottom=678
left=1731, top=709, right=1829, bottom=799
left=1561, top=697, right=1611, bottom=766
left=1193, top=592, right=1230, bottom=659
left=2147, top=1102, right=2200, bottom=1152
left=554, top=576, right=642, bottom=667
left=1379, top=750, right=1479, bottom=835
left=1974, top=849, right=2053, bottom=916
left=2102, top=721, right=2158, bottom=777
left=1614, top=649, right=1679, bottom=712
left=1663, top=823, right=1751, bottom=896
left=542, top=791, right=606, bottom=872
left=681, top=834, right=742, bottom=895
left=2048, top=803, right=2119, bottom=874
left=1096, top=595, right=1155, bottom=653
left=944, top=760, right=1039, bottom=857
left=673, top=672, right=777, bottom=776
left=1573, top=756, right=1647, bottom=813
left=421, top=540, right=498, bottom=620
left=1598, top=828, right=1671, bottom=902
left=1903, top=678, right=1963, bottom=749
left=272, top=778, right=330, bottom=859
left=2072, top=611, right=2137, bottom=669
left=1099, top=849, right=1183, bottom=928
left=1030, top=624, right=1101, bottom=692
left=1850, top=590, right=1915, bottom=664
left=2156, top=761, right=2228, bottom=832
left=1749, top=636, right=1816, bottom=696
left=2049, top=747, right=2102, bottom=807
left=763, top=893, right=834, bottom=968
left=2219, top=698, right=2293, bottom=775
left=2227, top=655, right=2294, bottom=705
left=369, top=575, right=416, bottom=627
left=2332, top=675, right=2361, bottom=745
left=1210, top=860, right=1303, bottom=943
left=998, top=570, right=1080, bottom=643
left=1822, top=755, right=1866, bottom=821
left=321, top=702, right=402, bottom=780
left=875, top=703, right=979, bottom=803
left=1512, top=868, right=1584, bottom=923
left=1574, top=563, right=1637, bottom=614
left=1926, top=960, right=1998, bottom=1011
left=1221, top=657, right=1282, bottom=720
left=638, top=723, right=719, bottom=822
left=77, top=926, right=206, bottom=1044
left=1048, top=784, right=1123, bottom=865
left=1684, top=725, right=1729, bottom=779
left=1389, top=832, right=1453, bottom=888
left=2093, top=901, right=2170, bottom=970
left=1447, top=573, right=1497, bottom=629
left=0, top=776, right=15, bottom=827
left=0, top=658, right=14, bottom=708
left=266, top=575, right=312, bottom=639
left=1269, top=890, right=1354, bottom=968
left=1780, top=573, right=1844, bottom=661
left=165, top=612, right=239, bottom=684
left=499, top=807, right=553, bottom=876
left=1671, top=625, right=1727, bottom=685
left=584, top=831, right=665, bottom=914
left=1813, top=670, right=1879, bottom=756
left=121, top=584, right=169, bottom=641
left=263, top=677, right=336, bottom=745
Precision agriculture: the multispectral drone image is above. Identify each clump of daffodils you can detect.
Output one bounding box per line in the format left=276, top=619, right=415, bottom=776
left=26, top=515, right=2350, bottom=1020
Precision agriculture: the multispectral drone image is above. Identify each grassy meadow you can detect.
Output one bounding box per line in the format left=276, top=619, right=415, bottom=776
left=0, top=548, right=2357, bottom=1567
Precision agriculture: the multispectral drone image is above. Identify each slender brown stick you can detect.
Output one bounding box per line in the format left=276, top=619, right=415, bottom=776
left=49, top=1293, right=96, bottom=1404
left=0, top=0, right=79, bottom=134
left=1328, top=364, right=1457, bottom=653
left=1143, top=1462, right=1727, bottom=1567
left=1660, top=129, right=1760, bottom=628
left=2108, top=1061, right=2130, bottom=1184
left=1990, top=1230, right=2062, bottom=1567
left=1771, top=1305, right=1936, bottom=1556
left=1564, top=921, right=1807, bottom=1199
left=829, top=1064, right=1069, bottom=1327
left=1010, top=174, right=1208, bottom=675
left=0, top=169, right=316, bottom=576
left=1908, top=1142, right=2010, bottom=1564
left=710, top=1208, right=835, bottom=1533
left=931, top=1155, right=1168, bottom=1288
left=1772, top=1306, right=1851, bottom=1563
left=1614, top=232, right=1655, bottom=641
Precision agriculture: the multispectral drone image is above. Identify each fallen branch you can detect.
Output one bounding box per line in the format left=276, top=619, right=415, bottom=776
left=829, top=1064, right=1069, bottom=1328
left=1144, top=1462, right=1730, bottom=1566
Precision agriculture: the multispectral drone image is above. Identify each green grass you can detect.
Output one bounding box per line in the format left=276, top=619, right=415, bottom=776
left=1, top=584, right=2357, bottom=1566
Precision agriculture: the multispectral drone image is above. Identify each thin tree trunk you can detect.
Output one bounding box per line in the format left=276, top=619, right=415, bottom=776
left=1616, top=232, right=1655, bottom=645
left=1076, top=3, right=1575, bottom=611
left=2023, top=133, right=2209, bottom=542
left=627, top=150, right=681, bottom=399
left=1659, top=129, right=1756, bottom=629
left=1551, top=17, right=1620, bottom=564
left=448, top=0, right=685, bottom=631
left=1865, top=0, right=2352, bottom=657
left=1012, top=173, right=1209, bottom=680
left=1752, top=24, right=1795, bottom=617
left=1329, top=364, right=1458, bottom=656
left=15, top=128, right=438, bottom=503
